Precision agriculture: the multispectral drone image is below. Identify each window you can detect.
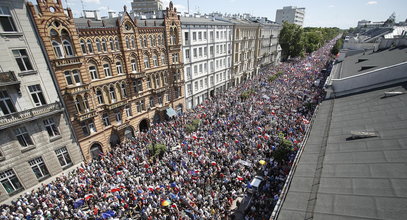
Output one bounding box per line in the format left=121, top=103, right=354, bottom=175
left=144, top=55, right=150, bottom=68
left=116, top=61, right=123, bottom=74
left=192, top=32, right=196, bottom=41
left=108, top=38, right=114, bottom=51
left=121, top=83, right=127, bottom=98
left=194, top=81, right=198, bottom=91
left=0, top=169, right=23, bottom=194
left=199, top=48, right=202, bottom=57
left=96, top=39, right=101, bottom=52
left=147, top=77, right=152, bottom=89
left=149, top=97, right=154, bottom=108
left=154, top=75, right=160, bottom=88
left=198, top=32, right=202, bottom=41
left=55, top=147, right=72, bottom=169
left=103, top=63, right=112, bottom=77
left=193, top=48, right=197, bottom=58
left=29, top=157, right=50, bottom=180
left=193, top=65, right=198, bottom=76
left=161, top=53, right=167, bottom=65
left=158, top=95, right=163, bottom=106
left=52, top=41, right=63, bottom=58
left=28, top=85, right=46, bottom=106
left=143, top=36, right=147, bottom=48
left=133, top=79, right=143, bottom=93
left=115, top=37, right=120, bottom=50
left=115, top=111, right=122, bottom=124
left=204, top=63, right=207, bottom=73
left=15, top=127, right=33, bottom=147
left=204, top=32, right=207, bottom=40
left=186, top=67, right=191, bottom=80
left=63, top=40, right=74, bottom=57
left=136, top=101, right=142, bottom=112
left=43, top=118, right=60, bottom=137
left=172, top=53, right=179, bottom=63
left=187, top=84, right=192, bottom=96
left=131, top=59, right=138, bottom=72
left=102, top=113, right=110, bottom=126
left=199, top=64, right=203, bottom=73
left=131, top=36, right=136, bottom=48
left=125, top=37, right=130, bottom=49
left=158, top=35, right=162, bottom=45
left=89, top=65, right=99, bottom=80
left=204, top=46, right=207, bottom=56
left=0, top=90, right=16, bottom=116
left=0, top=7, right=17, bottom=32
left=80, top=40, right=87, bottom=54
left=96, top=89, right=104, bottom=104
left=125, top=105, right=132, bottom=117
left=12, top=49, right=33, bottom=72
left=184, top=32, right=189, bottom=42
left=87, top=40, right=93, bottom=53
left=185, top=49, right=190, bottom=59
left=153, top=54, right=158, bottom=67
left=64, top=70, right=81, bottom=86
left=101, top=38, right=107, bottom=52
left=109, top=86, right=116, bottom=103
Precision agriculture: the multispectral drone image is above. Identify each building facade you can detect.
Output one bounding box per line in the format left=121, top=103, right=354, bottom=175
left=258, top=22, right=282, bottom=67
left=131, top=0, right=163, bottom=15
left=229, top=19, right=260, bottom=85
left=0, top=0, right=82, bottom=202
left=275, top=6, right=305, bottom=27
left=181, top=16, right=233, bottom=109
left=28, top=0, right=184, bottom=161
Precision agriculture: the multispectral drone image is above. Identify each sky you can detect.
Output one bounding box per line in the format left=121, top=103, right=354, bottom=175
left=33, top=0, right=407, bottom=29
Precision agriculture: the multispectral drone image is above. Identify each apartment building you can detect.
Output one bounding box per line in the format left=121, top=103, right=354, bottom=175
left=258, top=22, right=282, bottom=67
left=28, top=0, right=184, bottom=161
left=275, top=6, right=305, bottom=27
left=181, top=16, right=233, bottom=109
left=0, top=0, right=82, bottom=202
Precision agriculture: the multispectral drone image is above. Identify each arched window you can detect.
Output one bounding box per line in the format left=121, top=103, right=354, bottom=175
left=50, top=29, right=58, bottom=37
left=80, top=40, right=87, bottom=54
left=116, top=61, right=123, bottom=74
left=115, top=37, right=119, bottom=49
left=64, top=69, right=81, bottom=86
left=95, top=38, right=101, bottom=52
left=152, top=54, right=158, bottom=67
left=75, top=95, right=83, bottom=113
left=83, top=94, right=90, bottom=111
left=143, top=55, right=150, bottom=69
left=63, top=40, right=74, bottom=57
left=139, top=36, right=144, bottom=48
left=152, top=36, right=157, bottom=47
left=109, top=38, right=114, bottom=50
left=87, top=39, right=93, bottom=53
left=155, top=75, right=160, bottom=88
left=149, top=36, right=153, bottom=47
left=143, top=36, right=147, bottom=48
left=103, top=63, right=112, bottom=77
left=170, top=28, right=176, bottom=45
left=125, top=36, right=130, bottom=49
left=158, top=35, right=162, bottom=45
left=131, top=58, right=138, bottom=72
left=52, top=41, right=64, bottom=58
left=101, top=38, right=107, bottom=52
left=109, top=86, right=116, bottom=103
left=89, top=65, right=99, bottom=80
left=131, top=36, right=136, bottom=48
left=96, top=89, right=104, bottom=104
left=161, top=52, right=167, bottom=65
left=121, top=83, right=127, bottom=98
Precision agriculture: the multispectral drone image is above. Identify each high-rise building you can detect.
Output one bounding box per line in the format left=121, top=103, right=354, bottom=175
left=181, top=16, right=233, bottom=109
left=0, top=0, right=83, bottom=202
left=28, top=0, right=185, bottom=161
left=275, top=6, right=305, bottom=27
left=131, top=0, right=164, bottom=15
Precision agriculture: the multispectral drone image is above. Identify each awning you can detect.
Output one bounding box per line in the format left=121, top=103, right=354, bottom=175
left=166, top=107, right=177, bottom=118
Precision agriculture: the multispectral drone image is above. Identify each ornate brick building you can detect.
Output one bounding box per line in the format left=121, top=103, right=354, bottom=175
left=28, top=0, right=184, bottom=161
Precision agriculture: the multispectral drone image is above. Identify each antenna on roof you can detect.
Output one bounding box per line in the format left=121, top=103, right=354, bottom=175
left=81, top=0, right=85, bottom=16
left=187, top=0, right=190, bottom=14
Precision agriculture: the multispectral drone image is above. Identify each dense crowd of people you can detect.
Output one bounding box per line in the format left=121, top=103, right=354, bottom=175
left=0, top=39, right=337, bottom=219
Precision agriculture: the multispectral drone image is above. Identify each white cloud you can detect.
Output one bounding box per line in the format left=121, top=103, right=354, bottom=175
left=84, top=0, right=101, bottom=4
left=328, top=5, right=335, bottom=8
left=367, top=1, right=378, bottom=5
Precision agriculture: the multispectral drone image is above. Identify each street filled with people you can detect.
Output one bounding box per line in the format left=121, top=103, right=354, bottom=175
left=0, top=39, right=336, bottom=219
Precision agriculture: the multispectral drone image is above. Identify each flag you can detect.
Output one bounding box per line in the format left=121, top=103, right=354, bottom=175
left=302, top=118, right=310, bottom=124
left=73, top=199, right=84, bottom=209
left=236, top=176, right=244, bottom=181
left=84, top=194, right=93, bottom=200
left=111, top=188, right=121, bottom=193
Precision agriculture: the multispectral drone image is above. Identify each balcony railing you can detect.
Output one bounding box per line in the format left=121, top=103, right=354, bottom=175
left=64, top=84, right=90, bottom=95
left=102, top=99, right=127, bottom=111
left=169, top=44, right=182, bottom=51
left=75, top=109, right=97, bottom=121
left=0, top=71, right=20, bottom=87
left=113, top=121, right=129, bottom=131
left=0, top=102, right=63, bottom=130
left=54, top=56, right=82, bottom=68
left=152, top=87, right=167, bottom=94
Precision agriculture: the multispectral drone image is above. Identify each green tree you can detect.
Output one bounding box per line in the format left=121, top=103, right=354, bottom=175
left=147, top=143, right=167, bottom=158
left=304, top=31, right=323, bottom=53
left=279, top=22, right=305, bottom=60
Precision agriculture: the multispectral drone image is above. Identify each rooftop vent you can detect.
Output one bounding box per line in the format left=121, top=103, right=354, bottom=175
left=360, top=66, right=376, bottom=71
left=347, top=130, right=378, bottom=140
left=384, top=91, right=404, bottom=97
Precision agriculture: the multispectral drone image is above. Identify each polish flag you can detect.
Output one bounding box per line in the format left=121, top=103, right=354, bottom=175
left=236, top=176, right=244, bottom=181
left=211, top=161, right=217, bottom=166
left=302, top=118, right=310, bottom=124
left=264, top=134, right=270, bottom=140
left=116, top=171, right=123, bottom=175
left=84, top=194, right=93, bottom=200
left=111, top=188, right=121, bottom=193
left=192, top=135, right=198, bottom=140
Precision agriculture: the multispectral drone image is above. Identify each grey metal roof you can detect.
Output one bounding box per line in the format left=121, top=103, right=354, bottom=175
left=336, top=47, right=407, bottom=79
left=277, top=83, right=407, bottom=220
left=74, top=17, right=118, bottom=28
left=180, top=16, right=232, bottom=26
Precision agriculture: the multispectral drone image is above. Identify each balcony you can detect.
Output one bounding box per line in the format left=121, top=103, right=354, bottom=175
left=170, top=63, right=184, bottom=69
left=102, top=99, right=127, bottom=111
left=75, top=109, right=97, bottom=121
left=0, top=71, right=20, bottom=87
left=0, top=102, right=63, bottom=130
left=169, top=44, right=182, bottom=51
left=54, top=56, right=82, bottom=68
left=64, top=84, right=90, bottom=95
left=152, top=86, right=167, bottom=94
left=113, top=121, right=129, bottom=131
